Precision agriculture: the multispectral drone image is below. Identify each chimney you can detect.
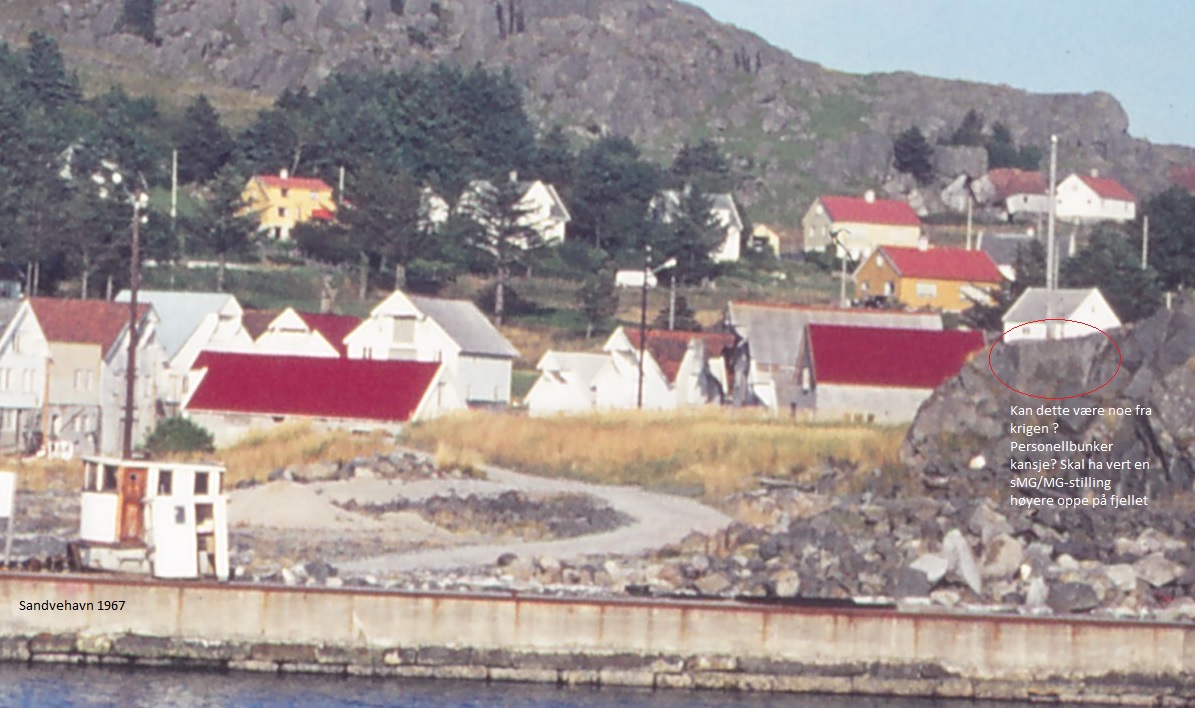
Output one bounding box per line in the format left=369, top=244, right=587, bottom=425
left=917, top=234, right=929, bottom=251
left=863, top=189, right=876, bottom=204
left=1089, top=168, right=1099, bottom=178
left=280, top=168, right=289, bottom=180
left=509, top=170, right=518, bottom=184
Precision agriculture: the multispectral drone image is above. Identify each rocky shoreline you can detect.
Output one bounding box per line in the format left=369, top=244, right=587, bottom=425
left=9, top=450, right=1195, bottom=624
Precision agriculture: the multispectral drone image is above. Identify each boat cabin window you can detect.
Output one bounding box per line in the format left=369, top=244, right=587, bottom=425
left=85, top=463, right=96, bottom=491
left=196, top=503, right=214, bottom=528
left=174, top=506, right=186, bottom=525
left=102, top=465, right=118, bottom=492
left=158, top=470, right=173, bottom=496
left=194, top=471, right=209, bottom=495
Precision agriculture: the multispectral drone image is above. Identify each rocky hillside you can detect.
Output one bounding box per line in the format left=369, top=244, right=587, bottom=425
left=3, top=0, right=1193, bottom=223
left=903, top=295, right=1195, bottom=501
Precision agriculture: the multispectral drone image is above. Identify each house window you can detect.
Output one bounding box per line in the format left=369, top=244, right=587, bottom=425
left=194, top=471, right=209, bottom=495
left=915, top=282, right=938, bottom=298
left=11, top=334, right=20, bottom=354
left=884, top=281, right=895, bottom=296
left=392, top=318, right=415, bottom=344
left=74, top=370, right=94, bottom=391
left=174, top=506, right=186, bottom=525
left=280, top=188, right=289, bottom=198
left=159, top=470, right=173, bottom=496
left=277, top=207, right=287, bottom=218
left=800, top=367, right=811, bottom=393
left=102, top=465, right=118, bottom=492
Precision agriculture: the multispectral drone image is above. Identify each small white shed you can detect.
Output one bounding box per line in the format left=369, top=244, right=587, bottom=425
left=75, top=456, right=229, bottom=581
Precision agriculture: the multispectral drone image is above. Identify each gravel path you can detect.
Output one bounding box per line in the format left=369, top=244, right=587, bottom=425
left=337, top=451, right=732, bottom=574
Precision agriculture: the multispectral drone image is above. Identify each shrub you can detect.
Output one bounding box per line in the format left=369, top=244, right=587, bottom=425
left=145, top=417, right=215, bottom=455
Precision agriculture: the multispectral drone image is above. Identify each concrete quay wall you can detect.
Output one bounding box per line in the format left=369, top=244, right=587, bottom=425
left=2, top=573, right=1193, bottom=704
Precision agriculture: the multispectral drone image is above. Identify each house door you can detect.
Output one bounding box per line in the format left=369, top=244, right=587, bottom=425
left=119, top=467, right=147, bottom=545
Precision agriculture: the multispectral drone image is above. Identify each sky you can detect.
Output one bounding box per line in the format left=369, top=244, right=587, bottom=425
left=688, top=0, right=1194, bottom=147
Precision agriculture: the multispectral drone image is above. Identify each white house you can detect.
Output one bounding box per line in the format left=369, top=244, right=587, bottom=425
left=525, top=351, right=609, bottom=415
left=1002, top=288, right=1121, bottom=342
left=344, top=291, right=519, bottom=406
left=115, top=290, right=254, bottom=413
left=252, top=308, right=360, bottom=358
left=23, top=298, right=164, bottom=457
left=419, top=187, right=451, bottom=232
left=456, top=177, right=571, bottom=246
left=527, top=328, right=732, bottom=415
left=0, top=300, right=47, bottom=453
left=183, top=352, right=461, bottom=446
left=1055, top=173, right=1136, bottom=223
left=651, top=189, right=744, bottom=263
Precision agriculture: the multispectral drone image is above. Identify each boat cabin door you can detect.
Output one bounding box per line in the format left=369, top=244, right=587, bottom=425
left=118, top=467, right=147, bottom=544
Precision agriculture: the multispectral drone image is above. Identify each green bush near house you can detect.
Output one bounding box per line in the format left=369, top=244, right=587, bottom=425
left=145, top=417, right=216, bottom=455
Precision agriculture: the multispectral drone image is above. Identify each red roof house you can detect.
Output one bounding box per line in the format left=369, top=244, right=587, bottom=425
left=184, top=352, right=459, bottom=445
left=1056, top=172, right=1136, bottom=223
left=802, top=193, right=923, bottom=260
left=797, top=324, right=985, bottom=423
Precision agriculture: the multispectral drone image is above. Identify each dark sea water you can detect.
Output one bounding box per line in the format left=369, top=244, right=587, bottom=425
left=0, top=663, right=1072, bottom=708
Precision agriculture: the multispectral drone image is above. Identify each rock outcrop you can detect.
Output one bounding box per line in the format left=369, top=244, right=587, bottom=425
left=0, top=0, right=1191, bottom=225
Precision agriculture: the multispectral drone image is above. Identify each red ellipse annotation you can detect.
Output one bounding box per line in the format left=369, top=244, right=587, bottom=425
left=988, top=318, right=1122, bottom=400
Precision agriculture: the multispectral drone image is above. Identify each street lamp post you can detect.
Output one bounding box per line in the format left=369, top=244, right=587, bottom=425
left=95, top=167, right=149, bottom=458
left=636, top=248, right=679, bottom=410
left=829, top=228, right=852, bottom=307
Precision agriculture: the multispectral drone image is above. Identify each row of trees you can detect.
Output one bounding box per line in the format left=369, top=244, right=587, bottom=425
left=0, top=32, right=737, bottom=310
left=893, top=109, right=1045, bottom=183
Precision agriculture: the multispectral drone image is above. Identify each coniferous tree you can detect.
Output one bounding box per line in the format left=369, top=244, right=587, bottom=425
left=671, top=139, right=732, bottom=193
left=120, top=0, right=158, bottom=43
left=23, top=32, right=80, bottom=109
left=183, top=165, right=256, bottom=291
left=1060, top=229, right=1162, bottom=323
left=577, top=265, right=619, bottom=339
left=893, top=126, right=934, bottom=184
left=176, top=95, right=234, bottom=184
left=654, top=186, right=724, bottom=284
left=467, top=175, right=538, bottom=326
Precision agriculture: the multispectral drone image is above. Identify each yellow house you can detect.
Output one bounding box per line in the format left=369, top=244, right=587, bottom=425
left=853, top=245, right=1003, bottom=312
left=241, top=169, right=337, bottom=241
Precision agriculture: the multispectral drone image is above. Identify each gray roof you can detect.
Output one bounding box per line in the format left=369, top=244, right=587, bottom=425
left=1003, top=288, right=1104, bottom=323
left=978, top=232, right=1037, bottom=268
left=726, top=302, right=943, bottom=368
left=409, top=295, right=519, bottom=359
left=546, top=351, right=608, bottom=385
left=0, top=299, right=20, bottom=334
left=115, top=289, right=236, bottom=360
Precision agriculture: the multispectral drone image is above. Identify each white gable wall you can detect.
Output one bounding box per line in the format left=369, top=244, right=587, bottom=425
left=255, top=308, right=339, bottom=358
left=0, top=304, right=49, bottom=450
left=1055, top=174, right=1136, bottom=223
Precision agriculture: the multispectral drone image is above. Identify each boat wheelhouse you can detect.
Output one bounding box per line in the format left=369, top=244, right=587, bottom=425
left=73, top=456, right=229, bottom=580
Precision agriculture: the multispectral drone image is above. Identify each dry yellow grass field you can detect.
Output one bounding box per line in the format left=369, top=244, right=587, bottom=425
left=402, top=410, right=906, bottom=498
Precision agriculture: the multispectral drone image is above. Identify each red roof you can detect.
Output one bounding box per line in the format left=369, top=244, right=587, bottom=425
left=626, top=328, right=734, bottom=383
left=819, top=195, right=921, bottom=227
left=29, top=298, right=151, bottom=351
left=987, top=168, right=1047, bottom=201
left=808, top=325, right=985, bottom=389
left=188, top=352, right=439, bottom=423
left=311, top=208, right=336, bottom=220
left=1170, top=166, right=1195, bottom=193
left=1078, top=174, right=1135, bottom=202
left=878, top=246, right=1003, bottom=283
left=254, top=174, right=334, bottom=193
left=296, top=312, right=361, bottom=356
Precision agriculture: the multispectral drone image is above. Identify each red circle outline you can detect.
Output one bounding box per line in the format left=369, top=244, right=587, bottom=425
left=988, top=318, right=1122, bottom=400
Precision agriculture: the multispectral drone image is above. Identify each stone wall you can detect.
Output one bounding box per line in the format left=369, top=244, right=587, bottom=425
left=2, top=573, right=1195, bottom=703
